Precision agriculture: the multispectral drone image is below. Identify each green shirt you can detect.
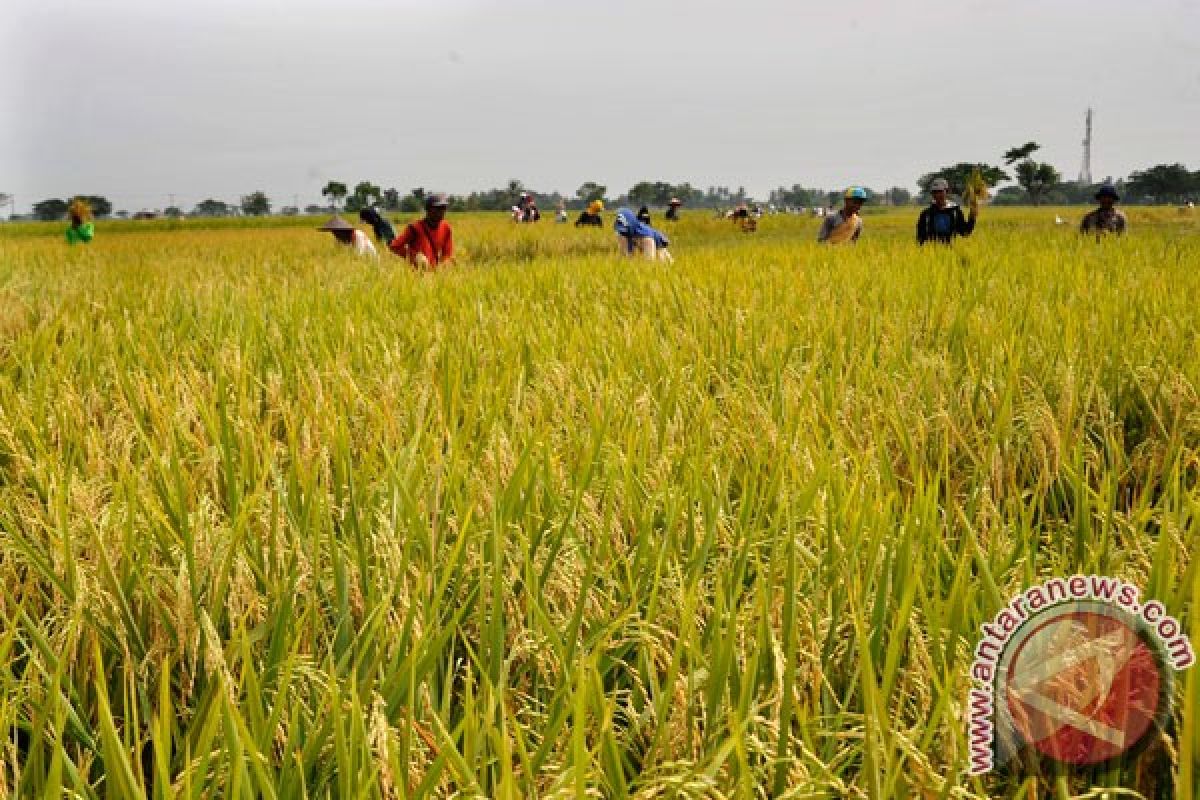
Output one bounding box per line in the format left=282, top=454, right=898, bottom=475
left=66, top=222, right=95, bottom=244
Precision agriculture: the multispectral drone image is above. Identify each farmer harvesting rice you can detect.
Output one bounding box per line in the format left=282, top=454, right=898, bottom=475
left=916, top=177, right=976, bottom=245
left=513, top=192, right=540, bottom=223
left=817, top=187, right=868, bottom=244
left=1080, top=184, right=1128, bottom=236
left=614, top=207, right=673, bottom=262
left=389, top=193, right=454, bottom=269
left=637, top=206, right=652, bottom=224
left=728, top=203, right=757, bottom=232
left=358, top=207, right=396, bottom=244
left=665, top=198, right=682, bottom=221
left=575, top=200, right=604, bottom=227
left=65, top=198, right=95, bottom=245
left=318, top=215, right=378, bottom=258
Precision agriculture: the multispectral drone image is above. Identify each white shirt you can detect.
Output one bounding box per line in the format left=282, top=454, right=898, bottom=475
left=351, top=229, right=378, bottom=258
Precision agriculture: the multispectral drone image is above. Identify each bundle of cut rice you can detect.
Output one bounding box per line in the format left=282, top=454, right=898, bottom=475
left=68, top=197, right=93, bottom=221
left=963, top=169, right=989, bottom=214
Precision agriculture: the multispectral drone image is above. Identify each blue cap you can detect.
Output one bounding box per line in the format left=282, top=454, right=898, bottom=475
left=844, top=186, right=869, bottom=200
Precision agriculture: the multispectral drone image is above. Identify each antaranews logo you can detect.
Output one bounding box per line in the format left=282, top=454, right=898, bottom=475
left=967, top=575, right=1194, bottom=775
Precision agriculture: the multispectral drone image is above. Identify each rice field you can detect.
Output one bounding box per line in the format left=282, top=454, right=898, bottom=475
left=0, top=208, right=1197, bottom=798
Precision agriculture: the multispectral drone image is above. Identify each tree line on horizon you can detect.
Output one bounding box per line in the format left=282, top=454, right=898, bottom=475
left=11, top=155, right=1200, bottom=221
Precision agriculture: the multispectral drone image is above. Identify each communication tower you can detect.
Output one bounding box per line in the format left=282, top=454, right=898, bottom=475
left=1079, top=108, right=1093, bottom=185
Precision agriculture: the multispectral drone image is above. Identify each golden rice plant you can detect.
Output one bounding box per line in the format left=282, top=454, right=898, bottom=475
left=0, top=207, right=1196, bottom=798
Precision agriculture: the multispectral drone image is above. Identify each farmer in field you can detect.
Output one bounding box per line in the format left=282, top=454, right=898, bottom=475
left=916, top=178, right=976, bottom=244
left=65, top=198, right=95, bottom=245
left=614, top=207, right=673, bottom=262
left=389, top=193, right=454, bottom=269
left=513, top=192, right=540, bottom=223
left=636, top=206, right=652, bottom=225
left=1080, top=184, right=1128, bottom=236
left=818, top=187, right=868, bottom=244
left=575, top=200, right=604, bottom=227
left=665, top=198, right=682, bottom=221
left=318, top=215, right=378, bottom=258
left=358, top=206, right=396, bottom=244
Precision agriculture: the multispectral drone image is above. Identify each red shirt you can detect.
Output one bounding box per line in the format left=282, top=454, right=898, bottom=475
left=389, top=219, right=454, bottom=267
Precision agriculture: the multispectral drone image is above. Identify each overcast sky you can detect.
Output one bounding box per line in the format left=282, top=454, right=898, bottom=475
left=3, top=0, right=1198, bottom=213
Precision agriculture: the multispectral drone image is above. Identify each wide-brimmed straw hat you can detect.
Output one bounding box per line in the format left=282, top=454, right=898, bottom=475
left=317, top=215, right=356, bottom=232
left=668, top=198, right=682, bottom=205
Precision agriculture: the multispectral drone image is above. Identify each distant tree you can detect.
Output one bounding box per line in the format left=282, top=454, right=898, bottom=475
left=399, top=187, right=427, bottom=213
left=0, top=193, right=9, bottom=212
left=1003, top=141, right=1041, bottom=166
left=345, top=181, right=381, bottom=212
left=1000, top=141, right=1060, bottom=205
left=991, top=186, right=1027, bottom=206
left=917, top=163, right=1009, bottom=198
left=769, top=185, right=827, bottom=208
left=321, top=181, right=348, bottom=210
left=885, top=187, right=912, bottom=205
left=576, top=182, right=607, bottom=204
left=382, top=188, right=401, bottom=211
left=240, top=191, right=271, bottom=216
left=626, top=182, right=657, bottom=207
left=194, top=198, right=229, bottom=216
left=304, top=203, right=325, bottom=214
left=670, top=182, right=705, bottom=206
left=115, top=210, right=130, bottom=219
left=280, top=206, right=299, bottom=216
left=1013, top=160, right=1061, bottom=205
left=506, top=179, right=524, bottom=203
left=625, top=181, right=680, bottom=207
left=163, top=206, right=183, bottom=218
left=33, top=198, right=68, bottom=221
left=1126, top=163, right=1197, bottom=204
left=1055, top=181, right=1109, bottom=205
left=67, top=195, right=112, bottom=218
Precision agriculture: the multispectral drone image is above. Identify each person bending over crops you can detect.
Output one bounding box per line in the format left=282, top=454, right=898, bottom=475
left=637, top=206, right=652, bottom=225
left=65, top=198, right=95, bottom=245
left=1080, top=184, right=1128, bottom=237
left=575, top=200, right=604, bottom=227
left=318, top=215, right=378, bottom=258
left=614, top=207, right=673, bottom=263
left=389, top=193, right=454, bottom=269
left=358, top=207, right=396, bottom=244
left=512, top=192, right=540, bottom=223
left=916, top=178, right=976, bottom=245
left=818, top=187, right=868, bottom=244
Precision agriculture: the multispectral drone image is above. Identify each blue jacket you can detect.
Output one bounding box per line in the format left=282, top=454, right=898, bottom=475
left=614, top=207, right=670, bottom=251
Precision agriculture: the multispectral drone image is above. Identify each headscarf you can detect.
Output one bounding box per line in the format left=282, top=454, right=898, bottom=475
left=614, top=207, right=670, bottom=250
left=614, top=207, right=655, bottom=239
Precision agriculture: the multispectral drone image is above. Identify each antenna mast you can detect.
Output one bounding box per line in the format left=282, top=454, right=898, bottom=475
left=1079, top=108, right=1093, bottom=185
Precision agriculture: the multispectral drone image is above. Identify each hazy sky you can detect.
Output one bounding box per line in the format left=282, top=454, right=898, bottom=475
left=3, top=0, right=1198, bottom=213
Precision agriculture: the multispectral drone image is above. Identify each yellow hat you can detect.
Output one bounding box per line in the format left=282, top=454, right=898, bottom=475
left=587, top=200, right=604, bottom=214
